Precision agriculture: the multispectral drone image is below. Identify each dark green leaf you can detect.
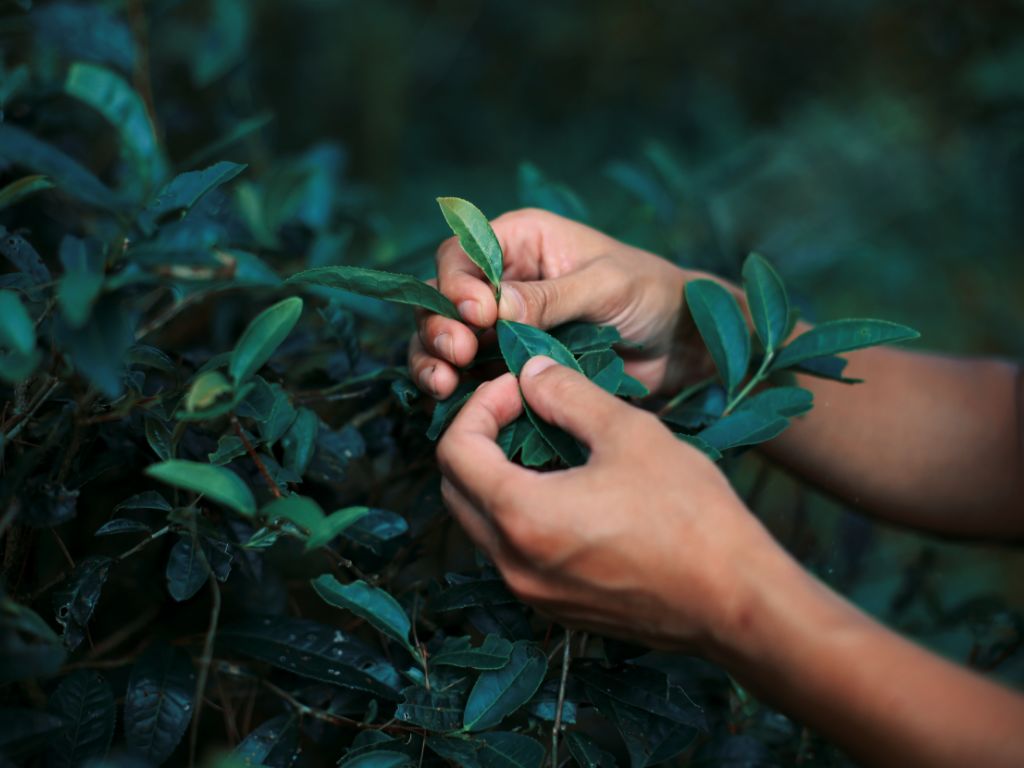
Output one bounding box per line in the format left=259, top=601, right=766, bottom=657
left=56, top=300, right=135, bottom=398
left=525, top=679, right=576, bottom=724
left=232, top=714, right=299, bottom=768
left=0, top=709, right=64, bottom=762
left=574, top=665, right=706, bottom=728
left=517, top=162, right=588, bottom=221
left=258, top=383, right=297, bottom=446
left=433, top=578, right=517, bottom=612
left=56, top=237, right=104, bottom=329
left=95, top=518, right=152, bottom=537
left=217, top=616, right=401, bottom=698
left=145, top=418, right=173, bottom=461
left=311, top=575, right=417, bottom=656
left=46, top=670, right=116, bottom=767
left=742, top=253, right=789, bottom=355
left=524, top=402, right=586, bottom=467
left=114, top=491, right=171, bottom=513
left=146, top=460, right=255, bottom=517
left=550, top=322, right=621, bottom=353
left=496, top=320, right=581, bottom=375
left=0, top=288, right=35, bottom=356
left=684, top=280, right=750, bottom=397
left=0, top=124, right=120, bottom=210
left=0, top=174, right=53, bottom=211
left=341, top=508, right=409, bottom=555
left=437, top=197, right=503, bottom=291
left=228, top=296, right=303, bottom=384
left=165, top=535, right=209, bottom=602
left=141, top=161, right=247, bottom=231
left=124, top=645, right=194, bottom=765
left=281, top=407, right=318, bottom=476
left=208, top=434, right=247, bottom=466
left=0, top=225, right=50, bottom=284
left=773, top=319, right=920, bottom=370
left=395, top=685, right=464, bottom=731
left=0, top=597, right=66, bottom=685
left=427, top=382, right=475, bottom=441
left=431, top=635, right=513, bottom=670
left=696, top=411, right=790, bottom=452
left=577, top=349, right=624, bottom=393
left=793, top=355, right=862, bottom=384
left=53, top=556, right=111, bottom=651
left=617, top=373, right=649, bottom=398
left=565, top=732, right=615, bottom=768
left=0, top=347, right=41, bottom=385
left=463, top=640, right=547, bottom=732
left=287, top=266, right=459, bottom=319
left=339, top=751, right=413, bottom=768
left=64, top=62, right=166, bottom=192
left=672, top=433, right=722, bottom=462
left=476, top=732, right=544, bottom=768
left=735, top=386, right=813, bottom=419
left=427, top=736, right=483, bottom=768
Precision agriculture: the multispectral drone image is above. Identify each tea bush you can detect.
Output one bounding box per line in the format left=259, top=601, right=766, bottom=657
left=0, top=2, right=1019, bottom=768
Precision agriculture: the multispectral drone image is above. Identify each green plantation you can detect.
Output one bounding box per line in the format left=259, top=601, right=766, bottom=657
left=1, top=2, right=1022, bottom=767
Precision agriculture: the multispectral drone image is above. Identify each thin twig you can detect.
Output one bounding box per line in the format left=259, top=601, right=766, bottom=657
left=232, top=418, right=282, bottom=499
left=260, top=679, right=424, bottom=735
left=49, top=527, right=75, bottom=570
left=551, top=628, right=573, bottom=768
left=657, top=375, right=716, bottom=416
left=84, top=605, right=159, bottom=660
left=189, top=554, right=222, bottom=768
left=2, top=378, right=59, bottom=441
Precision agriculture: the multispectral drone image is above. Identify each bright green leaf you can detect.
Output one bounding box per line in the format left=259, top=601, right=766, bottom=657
left=684, top=279, right=750, bottom=397
left=735, top=386, right=813, bottom=418
left=773, top=319, right=920, bottom=370
left=286, top=266, right=459, bottom=319
left=185, top=370, right=233, bottom=412
left=228, top=296, right=303, bottom=384
left=306, top=506, right=370, bottom=550
left=437, top=197, right=503, bottom=291
left=496, top=320, right=581, bottom=375
left=697, top=411, right=790, bottom=452
left=742, top=252, right=790, bottom=355
left=145, top=460, right=256, bottom=517
left=0, top=288, right=35, bottom=356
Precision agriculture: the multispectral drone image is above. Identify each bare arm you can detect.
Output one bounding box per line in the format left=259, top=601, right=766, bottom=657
left=761, top=337, right=1024, bottom=538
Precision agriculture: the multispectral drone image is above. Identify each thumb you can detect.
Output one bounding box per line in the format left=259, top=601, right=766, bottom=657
left=498, top=266, right=607, bottom=329
left=519, top=355, right=639, bottom=449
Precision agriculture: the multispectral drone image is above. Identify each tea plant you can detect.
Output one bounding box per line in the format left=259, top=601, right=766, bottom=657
left=0, top=5, right=927, bottom=767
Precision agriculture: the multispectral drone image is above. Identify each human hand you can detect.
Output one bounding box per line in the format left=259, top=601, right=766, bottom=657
left=409, top=208, right=736, bottom=400
left=435, top=355, right=781, bottom=654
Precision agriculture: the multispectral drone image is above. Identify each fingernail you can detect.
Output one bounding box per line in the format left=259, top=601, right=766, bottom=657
left=498, top=284, right=525, bottom=321
left=435, top=332, right=454, bottom=360
left=522, top=355, right=557, bottom=378
left=458, top=300, right=482, bottom=326
left=419, top=365, right=436, bottom=394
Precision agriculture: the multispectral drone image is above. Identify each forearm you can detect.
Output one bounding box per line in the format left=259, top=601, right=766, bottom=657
left=760, top=342, right=1024, bottom=537
left=713, top=535, right=1024, bottom=767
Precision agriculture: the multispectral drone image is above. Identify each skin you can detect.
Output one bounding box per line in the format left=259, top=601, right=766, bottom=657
left=409, top=208, right=1024, bottom=766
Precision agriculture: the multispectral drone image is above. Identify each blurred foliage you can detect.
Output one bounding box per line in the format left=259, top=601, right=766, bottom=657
left=0, top=0, right=1022, bottom=766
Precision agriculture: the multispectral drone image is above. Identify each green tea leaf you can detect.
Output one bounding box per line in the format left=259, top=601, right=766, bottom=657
left=551, top=321, right=621, bottom=353
left=232, top=714, right=299, bottom=768
left=165, top=534, right=209, bottom=602
left=46, top=671, right=115, bottom=768
left=735, top=386, right=813, bottom=418
left=53, top=556, right=111, bottom=652
left=437, top=197, right=504, bottom=291
left=281, top=407, right=318, bottom=476
left=0, top=174, right=53, bottom=211
left=432, top=578, right=517, bottom=612
left=95, top=518, right=152, bottom=537
left=577, top=349, right=624, bottom=393
left=697, top=411, right=790, bottom=452
left=229, top=296, right=303, bottom=384
left=518, top=162, right=588, bottom=221
left=287, top=266, right=460, bottom=319
left=395, top=685, right=464, bottom=731
left=141, top=161, right=247, bottom=230
left=463, top=640, right=546, bottom=732
left=185, top=370, right=233, bottom=413
left=146, top=460, right=256, bottom=517
left=56, top=236, right=105, bottom=329
left=773, top=318, right=920, bottom=370
left=0, top=597, right=67, bottom=685
left=565, top=732, right=615, bottom=768
left=262, top=495, right=324, bottom=536
left=524, top=402, right=586, bottom=467
left=617, top=373, right=649, bottom=398
left=793, top=354, right=861, bottom=383
left=124, top=644, right=195, bottom=765
left=312, top=574, right=418, bottom=657
left=341, top=751, right=414, bottom=768
left=427, top=382, right=475, bottom=441
left=306, top=506, right=370, bottom=550
left=742, top=252, right=790, bottom=355
left=684, top=280, right=750, bottom=397
left=496, top=320, right=581, bottom=375
left=65, top=62, right=167, bottom=192
left=217, top=616, right=400, bottom=699
left=476, top=732, right=544, bottom=768
left=0, top=288, right=35, bottom=356
left=431, top=635, right=513, bottom=671
left=673, top=433, right=722, bottom=461
left=0, top=124, right=121, bottom=210
left=427, top=736, right=484, bottom=768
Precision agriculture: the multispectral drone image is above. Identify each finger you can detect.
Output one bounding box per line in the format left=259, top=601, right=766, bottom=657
left=497, top=259, right=615, bottom=329
left=416, top=311, right=479, bottom=368
left=436, top=373, right=534, bottom=506
left=407, top=333, right=459, bottom=399
left=436, top=237, right=499, bottom=328
left=519, top=356, right=642, bottom=450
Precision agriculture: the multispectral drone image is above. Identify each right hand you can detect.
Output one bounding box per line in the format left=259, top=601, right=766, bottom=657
left=408, top=207, right=727, bottom=399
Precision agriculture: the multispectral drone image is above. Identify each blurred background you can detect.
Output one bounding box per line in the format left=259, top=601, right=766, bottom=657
left=6, top=0, right=1024, bottom=694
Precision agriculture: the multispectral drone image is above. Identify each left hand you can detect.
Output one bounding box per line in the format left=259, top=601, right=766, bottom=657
left=436, top=355, right=779, bottom=654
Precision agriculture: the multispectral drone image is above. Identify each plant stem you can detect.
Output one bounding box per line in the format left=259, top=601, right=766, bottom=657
left=551, top=628, right=573, bottom=768
left=232, top=417, right=282, bottom=499
left=723, top=352, right=773, bottom=415
left=657, top=375, right=717, bottom=416
left=189, top=565, right=221, bottom=768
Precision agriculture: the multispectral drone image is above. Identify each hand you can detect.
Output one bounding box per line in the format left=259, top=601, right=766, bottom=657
left=435, top=355, right=781, bottom=654
left=409, top=208, right=732, bottom=399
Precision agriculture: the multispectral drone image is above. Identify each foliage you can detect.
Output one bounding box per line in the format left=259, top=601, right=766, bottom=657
left=0, top=2, right=1020, bottom=768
